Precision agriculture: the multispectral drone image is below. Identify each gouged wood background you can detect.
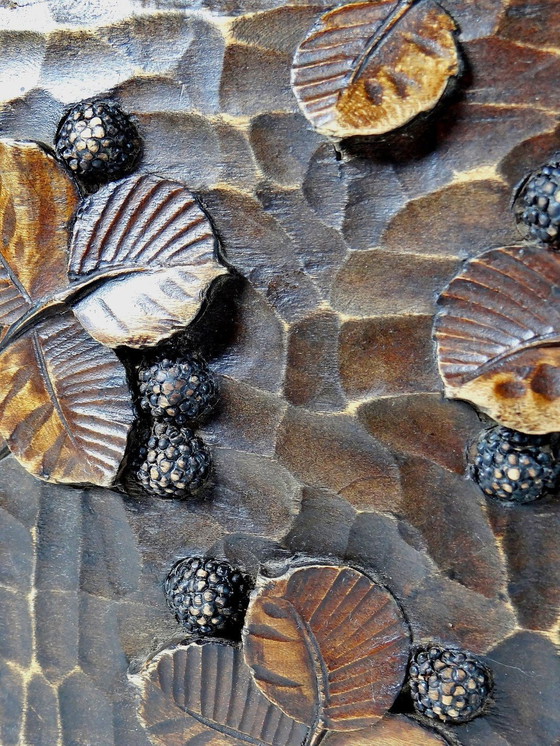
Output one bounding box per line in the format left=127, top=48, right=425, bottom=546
left=0, top=1, right=558, bottom=744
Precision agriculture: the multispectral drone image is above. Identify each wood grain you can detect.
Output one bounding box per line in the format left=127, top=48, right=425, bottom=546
left=291, top=0, right=460, bottom=139
left=243, top=564, right=410, bottom=732
left=435, top=244, right=560, bottom=433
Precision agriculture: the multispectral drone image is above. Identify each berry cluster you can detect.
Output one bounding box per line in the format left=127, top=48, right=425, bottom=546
left=472, top=426, right=559, bottom=504
left=409, top=645, right=492, bottom=724
left=165, top=556, right=250, bottom=639
left=55, top=98, right=141, bottom=185
left=135, top=355, right=219, bottom=499
left=519, top=161, right=560, bottom=245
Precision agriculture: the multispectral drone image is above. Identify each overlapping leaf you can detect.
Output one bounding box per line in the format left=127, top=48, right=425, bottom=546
left=0, top=140, right=134, bottom=486
left=291, top=0, right=460, bottom=139
left=69, top=173, right=229, bottom=348
left=435, top=244, right=560, bottom=433
left=134, top=641, right=310, bottom=746
left=0, top=139, right=226, bottom=485
left=243, top=564, right=410, bottom=733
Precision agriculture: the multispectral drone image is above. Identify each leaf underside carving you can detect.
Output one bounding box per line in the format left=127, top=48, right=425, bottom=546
left=243, top=564, right=410, bottom=732
left=291, top=0, right=460, bottom=139
left=0, top=140, right=134, bottom=486
left=435, top=244, right=560, bottom=434
left=69, top=173, right=229, bottom=348
left=135, top=642, right=310, bottom=746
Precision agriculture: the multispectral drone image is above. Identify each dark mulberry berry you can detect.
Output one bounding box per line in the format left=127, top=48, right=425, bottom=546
left=519, top=161, right=560, bottom=244
left=138, top=355, right=218, bottom=426
left=55, top=98, right=141, bottom=182
left=165, top=556, right=250, bottom=638
left=471, top=426, right=559, bottom=503
left=409, top=645, right=492, bottom=723
left=136, top=422, right=211, bottom=498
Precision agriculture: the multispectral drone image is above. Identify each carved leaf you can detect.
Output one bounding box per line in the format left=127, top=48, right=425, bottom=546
left=0, top=140, right=134, bottom=486
left=69, top=173, right=229, bottom=348
left=291, top=0, right=460, bottom=139
left=243, top=564, right=410, bottom=732
left=0, top=311, right=134, bottom=486
left=134, top=642, right=310, bottom=746
left=435, top=244, right=560, bottom=434
left=323, top=714, right=451, bottom=744
left=0, top=139, right=78, bottom=329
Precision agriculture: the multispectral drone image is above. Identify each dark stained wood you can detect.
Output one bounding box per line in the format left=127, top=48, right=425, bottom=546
left=291, top=0, right=460, bottom=139
left=435, top=245, right=560, bottom=433
left=242, top=564, right=410, bottom=736
left=0, top=1, right=558, bottom=745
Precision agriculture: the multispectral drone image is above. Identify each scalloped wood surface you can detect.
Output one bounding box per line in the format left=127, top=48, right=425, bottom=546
left=0, top=2, right=558, bottom=745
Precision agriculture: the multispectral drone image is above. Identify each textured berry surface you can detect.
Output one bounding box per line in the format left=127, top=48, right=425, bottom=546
left=471, top=426, right=559, bottom=503
left=136, top=422, right=211, bottom=498
left=409, top=646, right=492, bottom=723
left=165, top=557, right=249, bottom=637
left=519, top=162, right=560, bottom=244
left=139, top=356, right=218, bottom=426
left=55, top=98, right=141, bottom=182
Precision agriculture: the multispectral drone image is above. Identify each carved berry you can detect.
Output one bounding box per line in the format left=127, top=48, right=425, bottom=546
left=138, top=355, right=218, bottom=427
left=409, top=646, right=492, bottom=723
left=136, top=422, right=211, bottom=498
left=165, top=556, right=250, bottom=638
left=55, top=98, right=141, bottom=182
left=519, top=161, right=560, bottom=244
left=471, top=426, right=559, bottom=503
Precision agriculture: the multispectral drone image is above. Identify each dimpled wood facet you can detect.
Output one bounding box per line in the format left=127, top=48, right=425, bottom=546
left=291, top=0, right=460, bottom=139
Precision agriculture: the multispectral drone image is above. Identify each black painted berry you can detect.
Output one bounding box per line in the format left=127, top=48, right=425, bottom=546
left=165, top=556, right=250, bottom=638
left=138, top=355, right=218, bottom=427
left=519, top=161, right=560, bottom=244
left=409, top=646, right=492, bottom=724
left=471, top=426, right=559, bottom=503
left=55, top=98, right=141, bottom=182
left=136, top=422, right=211, bottom=498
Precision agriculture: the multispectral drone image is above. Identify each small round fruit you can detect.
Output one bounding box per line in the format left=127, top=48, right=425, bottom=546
left=409, top=645, right=492, bottom=724
left=136, top=422, right=211, bottom=498
left=165, top=556, right=249, bottom=638
left=519, top=161, right=560, bottom=244
left=138, top=355, right=218, bottom=426
left=55, top=98, right=141, bottom=182
left=471, top=426, right=559, bottom=503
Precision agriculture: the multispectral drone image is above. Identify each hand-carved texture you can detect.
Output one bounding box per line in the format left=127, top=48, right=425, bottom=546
left=291, top=0, right=460, bottom=139
left=435, top=244, right=560, bottom=433
left=243, top=564, right=410, bottom=732
left=70, top=173, right=228, bottom=348
left=0, top=140, right=134, bottom=486
left=136, top=642, right=310, bottom=745
left=0, top=2, right=559, bottom=745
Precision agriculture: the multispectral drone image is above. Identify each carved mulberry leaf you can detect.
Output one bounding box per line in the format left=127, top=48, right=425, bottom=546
left=243, top=564, right=410, bottom=732
left=435, top=244, right=560, bottom=434
left=0, top=140, right=134, bottom=486
left=134, top=642, right=310, bottom=746
left=291, top=0, right=460, bottom=139
left=69, top=173, right=229, bottom=348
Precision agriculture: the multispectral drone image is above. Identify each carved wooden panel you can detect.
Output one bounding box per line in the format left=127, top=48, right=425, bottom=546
left=0, top=1, right=558, bottom=746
